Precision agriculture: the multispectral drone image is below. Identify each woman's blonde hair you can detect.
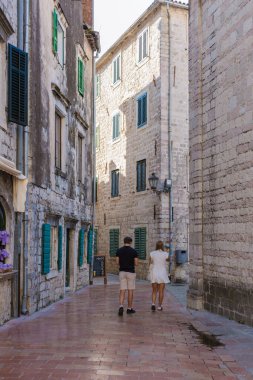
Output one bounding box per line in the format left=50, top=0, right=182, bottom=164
left=156, top=240, right=164, bottom=250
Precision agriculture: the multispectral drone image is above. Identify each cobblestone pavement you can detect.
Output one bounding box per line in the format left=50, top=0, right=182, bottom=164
left=0, top=277, right=253, bottom=380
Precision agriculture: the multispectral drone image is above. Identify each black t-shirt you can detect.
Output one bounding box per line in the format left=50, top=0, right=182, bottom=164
left=116, top=246, right=138, bottom=273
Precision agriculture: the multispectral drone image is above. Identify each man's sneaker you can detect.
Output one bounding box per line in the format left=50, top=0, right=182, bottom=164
left=118, top=306, right=124, bottom=316
left=151, top=304, right=156, bottom=311
left=127, top=308, right=136, bottom=314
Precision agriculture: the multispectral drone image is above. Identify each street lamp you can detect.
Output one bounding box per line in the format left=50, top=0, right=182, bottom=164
left=148, top=173, right=172, bottom=193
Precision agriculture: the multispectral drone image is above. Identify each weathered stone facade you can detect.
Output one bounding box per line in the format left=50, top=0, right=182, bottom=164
left=187, top=0, right=253, bottom=326
left=96, top=1, right=189, bottom=278
left=27, top=0, right=95, bottom=314
left=0, top=0, right=98, bottom=323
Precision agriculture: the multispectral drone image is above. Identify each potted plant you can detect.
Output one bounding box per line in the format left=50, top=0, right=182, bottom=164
left=0, top=231, right=13, bottom=273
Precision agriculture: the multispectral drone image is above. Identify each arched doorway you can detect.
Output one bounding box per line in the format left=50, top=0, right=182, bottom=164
left=0, top=202, right=6, bottom=231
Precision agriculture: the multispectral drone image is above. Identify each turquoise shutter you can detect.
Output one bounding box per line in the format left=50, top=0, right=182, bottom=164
left=52, top=9, right=58, bottom=54
left=141, top=160, right=146, bottom=190
left=142, top=94, right=147, bottom=125
left=137, top=97, right=142, bottom=127
left=78, top=229, right=85, bottom=267
left=134, top=228, right=146, bottom=260
left=137, top=162, right=141, bottom=191
left=110, top=229, right=119, bottom=257
left=58, top=225, right=63, bottom=271
left=112, top=115, right=116, bottom=139
left=8, top=44, right=28, bottom=126
left=78, top=58, right=84, bottom=96
left=87, top=228, right=93, bottom=264
left=42, top=224, right=51, bottom=274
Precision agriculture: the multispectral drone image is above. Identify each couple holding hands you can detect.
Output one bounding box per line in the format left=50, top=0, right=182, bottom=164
left=116, top=237, right=170, bottom=316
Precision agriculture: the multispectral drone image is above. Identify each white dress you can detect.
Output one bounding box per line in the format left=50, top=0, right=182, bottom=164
left=149, top=250, right=169, bottom=284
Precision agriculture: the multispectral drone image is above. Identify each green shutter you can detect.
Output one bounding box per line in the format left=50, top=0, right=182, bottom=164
left=78, top=58, right=84, bottom=96
left=8, top=44, right=28, bottom=126
left=52, top=9, right=58, bottom=54
left=110, top=229, right=119, bottom=257
left=142, top=94, right=147, bottom=124
left=42, top=224, right=51, bottom=274
left=78, top=228, right=85, bottom=267
left=87, top=228, right=93, bottom=264
left=58, top=225, right=63, bottom=271
left=134, top=227, right=146, bottom=260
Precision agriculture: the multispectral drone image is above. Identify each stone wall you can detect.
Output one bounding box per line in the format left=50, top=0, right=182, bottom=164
left=96, top=2, right=189, bottom=279
left=188, top=0, right=253, bottom=326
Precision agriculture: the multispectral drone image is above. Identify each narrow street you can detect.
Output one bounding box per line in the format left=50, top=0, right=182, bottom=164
left=0, top=278, right=253, bottom=380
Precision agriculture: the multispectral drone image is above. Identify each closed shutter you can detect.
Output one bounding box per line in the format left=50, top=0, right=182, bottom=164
left=42, top=224, right=51, bottom=274
left=137, top=160, right=146, bottom=192
left=142, top=93, right=147, bottom=125
left=57, top=225, right=63, bottom=271
left=134, top=227, right=146, bottom=260
left=138, top=34, right=142, bottom=62
left=8, top=44, right=28, bottom=126
left=94, top=228, right=98, bottom=255
left=111, top=170, right=119, bottom=197
left=109, top=229, right=119, bottom=257
left=87, top=228, right=93, bottom=264
left=78, top=228, right=85, bottom=267
left=78, top=58, right=84, bottom=96
left=52, top=9, right=58, bottom=54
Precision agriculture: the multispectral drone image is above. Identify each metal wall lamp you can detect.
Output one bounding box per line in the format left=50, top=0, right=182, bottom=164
left=148, top=173, right=172, bottom=193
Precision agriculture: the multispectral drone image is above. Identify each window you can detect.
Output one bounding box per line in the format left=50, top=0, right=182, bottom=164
left=96, top=74, right=101, bottom=97
left=111, top=169, right=119, bottom=197
left=112, top=54, right=121, bottom=84
left=77, top=134, right=83, bottom=182
left=50, top=226, right=58, bottom=270
left=8, top=44, right=28, bottom=126
left=0, top=202, right=6, bottom=231
left=109, top=229, right=119, bottom=257
left=94, top=228, right=98, bottom=255
left=134, top=227, right=146, bottom=260
left=137, top=92, right=147, bottom=128
left=136, top=159, right=146, bottom=192
left=78, top=57, right=84, bottom=96
left=138, top=28, right=148, bottom=63
left=112, top=113, right=120, bottom=140
left=52, top=9, right=65, bottom=67
left=96, top=124, right=100, bottom=149
left=55, top=112, right=62, bottom=169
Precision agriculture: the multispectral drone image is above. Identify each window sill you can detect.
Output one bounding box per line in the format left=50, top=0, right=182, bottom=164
left=55, top=168, right=67, bottom=179
left=135, top=189, right=148, bottom=195
left=112, top=137, right=121, bottom=145
left=112, top=80, right=121, bottom=89
left=136, top=56, right=149, bottom=68
left=111, top=195, right=121, bottom=200
left=137, top=123, right=148, bottom=130
left=46, top=270, right=59, bottom=280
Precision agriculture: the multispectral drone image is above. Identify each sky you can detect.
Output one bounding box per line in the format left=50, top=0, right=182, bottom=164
left=94, top=0, right=189, bottom=56
left=94, top=0, right=154, bottom=55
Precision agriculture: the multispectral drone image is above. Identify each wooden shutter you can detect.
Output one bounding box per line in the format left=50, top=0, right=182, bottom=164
left=134, top=227, right=146, bottom=260
left=110, top=229, right=119, bottom=257
left=94, top=228, right=98, bottom=255
left=57, top=225, right=63, bottom=271
left=8, top=44, right=28, bottom=126
left=42, top=224, right=51, bottom=274
left=78, top=228, right=85, bottom=267
left=141, top=160, right=146, bottom=191
left=142, top=93, right=147, bottom=125
left=143, top=30, right=147, bottom=58
left=52, top=9, right=58, bottom=54
left=78, top=58, right=84, bottom=96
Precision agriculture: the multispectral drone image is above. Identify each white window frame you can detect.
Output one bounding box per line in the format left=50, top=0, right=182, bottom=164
left=112, top=53, right=121, bottom=85
left=55, top=101, right=67, bottom=174
left=137, top=27, right=149, bottom=64
left=57, top=19, right=65, bottom=67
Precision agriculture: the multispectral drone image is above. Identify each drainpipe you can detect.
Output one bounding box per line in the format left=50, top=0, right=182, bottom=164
left=167, top=3, right=173, bottom=259
left=21, top=0, right=30, bottom=315
left=90, top=0, right=97, bottom=285
left=17, top=0, right=24, bottom=172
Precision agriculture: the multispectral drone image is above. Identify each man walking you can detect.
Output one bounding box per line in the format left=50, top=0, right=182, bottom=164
left=116, top=236, right=138, bottom=316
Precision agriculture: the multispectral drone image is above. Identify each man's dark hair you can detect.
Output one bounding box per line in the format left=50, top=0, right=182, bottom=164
left=124, top=236, right=132, bottom=244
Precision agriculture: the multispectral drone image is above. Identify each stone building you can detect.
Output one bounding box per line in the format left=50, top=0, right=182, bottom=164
left=187, top=0, right=253, bottom=326
left=0, top=0, right=99, bottom=324
left=95, top=0, right=189, bottom=278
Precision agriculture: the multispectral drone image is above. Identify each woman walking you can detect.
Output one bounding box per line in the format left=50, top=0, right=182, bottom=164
left=149, top=241, right=169, bottom=311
